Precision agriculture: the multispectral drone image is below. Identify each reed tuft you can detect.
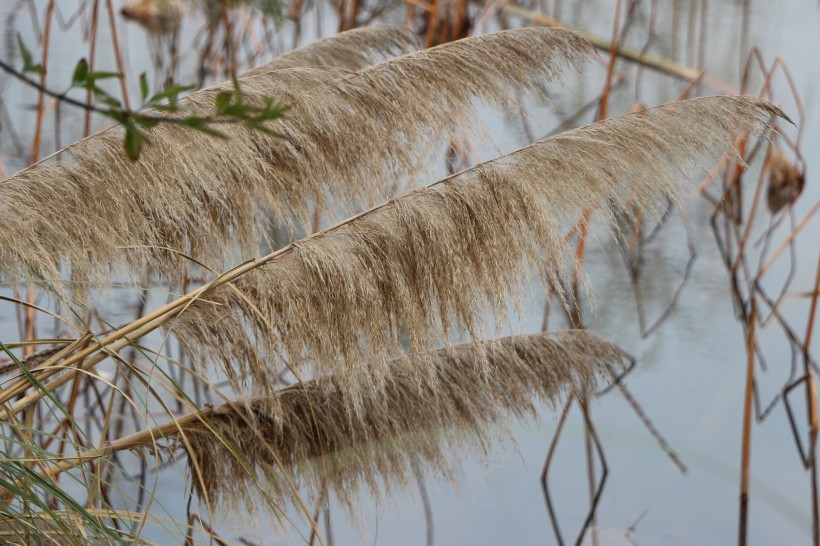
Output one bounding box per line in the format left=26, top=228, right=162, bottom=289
left=0, top=27, right=589, bottom=287
left=170, top=96, right=781, bottom=407
left=171, top=330, right=624, bottom=508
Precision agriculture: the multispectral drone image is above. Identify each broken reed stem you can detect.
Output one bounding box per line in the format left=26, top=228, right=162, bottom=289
left=806, top=253, right=820, bottom=546
left=581, top=398, right=598, bottom=546
left=541, top=394, right=573, bottom=544
left=500, top=3, right=737, bottom=94
left=756, top=199, right=820, bottom=279
left=738, top=297, right=756, bottom=546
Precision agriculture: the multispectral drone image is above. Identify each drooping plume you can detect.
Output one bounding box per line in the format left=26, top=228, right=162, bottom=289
left=155, top=330, right=625, bottom=508
left=168, top=96, right=782, bottom=403
left=0, top=27, right=590, bottom=285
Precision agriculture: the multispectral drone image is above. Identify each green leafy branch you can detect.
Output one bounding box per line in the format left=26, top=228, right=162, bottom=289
left=0, top=35, right=288, bottom=160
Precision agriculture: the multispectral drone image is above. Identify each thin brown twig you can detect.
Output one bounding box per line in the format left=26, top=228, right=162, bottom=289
left=738, top=297, right=756, bottom=546
left=84, top=0, right=100, bottom=137
left=105, top=0, right=130, bottom=110
left=756, top=200, right=820, bottom=280
left=541, top=394, right=573, bottom=546
left=805, top=253, right=820, bottom=545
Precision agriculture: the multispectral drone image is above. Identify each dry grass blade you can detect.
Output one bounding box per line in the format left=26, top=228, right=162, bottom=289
left=0, top=516, right=109, bottom=545
left=0, top=27, right=590, bottom=287
left=170, top=95, right=782, bottom=404
left=163, top=330, right=624, bottom=509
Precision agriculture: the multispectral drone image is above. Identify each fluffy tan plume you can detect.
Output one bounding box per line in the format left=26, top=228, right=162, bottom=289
left=168, top=330, right=625, bottom=508
left=0, top=27, right=589, bottom=286
left=243, top=26, right=416, bottom=76
left=169, top=96, right=781, bottom=403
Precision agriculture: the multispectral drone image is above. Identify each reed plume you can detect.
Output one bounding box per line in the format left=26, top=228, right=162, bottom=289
left=157, top=330, right=625, bottom=508
left=0, top=27, right=589, bottom=286
left=169, top=96, right=781, bottom=406
left=243, top=26, right=416, bottom=76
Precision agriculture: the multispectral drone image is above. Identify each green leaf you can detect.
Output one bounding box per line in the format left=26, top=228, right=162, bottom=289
left=231, top=75, right=244, bottom=102
left=106, top=110, right=128, bottom=124
left=134, top=115, right=158, bottom=129
left=215, top=90, right=234, bottom=113
left=0, top=341, right=66, bottom=419
left=147, top=83, right=195, bottom=108
left=246, top=123, right=282, bottom=137
left=123, top=122, right=148, bottom=160
left=97, top=94, right=123, bottom=108
left=87, top=83, right=122, bottom=108
left=86, top=70, right=121, bottom=82
left=71, top=59, right=89, bottom=86
left=244, top=103, right=288, bottom=125
left=219, top=103, right=244, bottom=117
left=17, top=34, right=33, bottom=67
left=139, top=72, right=150, bottom=103
left=17, top=34, right=43, bottom=75
left=259, top=102, right=288, bottom=121
left=181, top=116, right=228, bottom=139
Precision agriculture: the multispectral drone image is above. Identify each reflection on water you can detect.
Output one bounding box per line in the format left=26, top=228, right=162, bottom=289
left=0, top=0, right=818, bottom=544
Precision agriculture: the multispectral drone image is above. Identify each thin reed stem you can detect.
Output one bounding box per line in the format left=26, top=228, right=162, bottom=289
left=739, top=297, right=756, bottom=546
